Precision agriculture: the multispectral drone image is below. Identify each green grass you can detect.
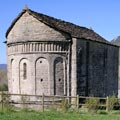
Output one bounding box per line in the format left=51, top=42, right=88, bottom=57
left=0, top=110, right=120, bottom=120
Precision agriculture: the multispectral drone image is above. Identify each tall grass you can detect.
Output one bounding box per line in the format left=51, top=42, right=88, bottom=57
left=0, top=109, right=119, bottom=120
left=85, top=97, right=99, bottom=113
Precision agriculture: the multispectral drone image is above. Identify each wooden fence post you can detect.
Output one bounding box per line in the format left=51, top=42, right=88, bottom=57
left=76, top=95, right=79, bottom=109
left=106, top=96, right=109, bottom=112
left=53, top=95, right=55, bottom=109
left=42, top=93, right=44, bottom=112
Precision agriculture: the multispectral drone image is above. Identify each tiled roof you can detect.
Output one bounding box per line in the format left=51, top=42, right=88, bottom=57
left=6, top=8, right=111, bottom=45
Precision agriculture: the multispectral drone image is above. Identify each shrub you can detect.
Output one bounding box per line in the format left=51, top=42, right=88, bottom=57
left=85, top=97, right=99, bottom=113
left=0, top=84, right=8, bottom=91
left=60, top=98, right=70, bottom=112
left=106, top=95, right=116, bottom=112
left=1, top=92, right=14, bottom=113
left=97, top=110, right=108, bottom=115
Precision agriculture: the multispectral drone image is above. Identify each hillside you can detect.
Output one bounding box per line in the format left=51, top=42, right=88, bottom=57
left=0, top=69, right=7, bottom=83
left=111, top=36, right=120, bottom=46
left=0, top=64, right=7, bottom=70
left=0, top=64, right=8, bottom=90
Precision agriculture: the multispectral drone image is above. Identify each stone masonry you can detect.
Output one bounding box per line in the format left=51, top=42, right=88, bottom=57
left=6, top=7, right=119, bottom=101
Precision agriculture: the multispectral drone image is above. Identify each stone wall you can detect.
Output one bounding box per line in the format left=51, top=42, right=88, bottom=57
left=7, top=12, right=70, bottom=43
left=71, top=38, right=77, bottom=96
left=7, top=11, right=70, bottom=96
left=36, top=58, right=49, bottom=95
left=77, top=39, right=119, bottom=97
left=54, top=57, right=64, bottom=95
left=7, top=42, right=69, bottom=55
left=19, top=58, right=31, bottom=94
left=6, top=9, right=119, bottom=99
left=7, top=41, right=69, bottom=96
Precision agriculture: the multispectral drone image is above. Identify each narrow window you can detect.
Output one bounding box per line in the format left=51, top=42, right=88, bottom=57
left=41, top=78, right=43, bottom=82
left=23, top=63, right=27, bottom=79
left=59, top=78, right=61, bottom=82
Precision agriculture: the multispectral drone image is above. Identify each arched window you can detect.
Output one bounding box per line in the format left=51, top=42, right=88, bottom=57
left=35, top=58, right=49, bottom=95
left=23, top=63, right=27, bottom=79
left=54, top=57, right=64, bottom=95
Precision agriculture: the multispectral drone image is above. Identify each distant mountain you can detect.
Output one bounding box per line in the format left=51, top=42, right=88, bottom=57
left=0, top=64, right=7, bottom=70
left=111, top=36, right=120, bottom=46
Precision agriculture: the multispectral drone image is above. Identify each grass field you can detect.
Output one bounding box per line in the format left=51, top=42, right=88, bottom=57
left=0, top=110, right=120, bottom=120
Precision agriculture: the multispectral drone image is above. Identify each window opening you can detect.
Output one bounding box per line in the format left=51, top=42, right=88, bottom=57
left=41, top=78, right=43, bottom=82
left=59, top=78, right=61, bottom=82
left=23, top=63, right=27, bottom=79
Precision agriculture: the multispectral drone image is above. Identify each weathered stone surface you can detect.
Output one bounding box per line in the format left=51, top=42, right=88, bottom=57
left=77, top=39, right=119, bottom=97
left=6, top=8, right=119, bottom=101
left=7, top=12, right=70, bottom=43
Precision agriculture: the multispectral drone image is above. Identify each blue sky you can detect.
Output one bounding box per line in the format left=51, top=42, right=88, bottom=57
left=0, top=0, right=120, bottom=64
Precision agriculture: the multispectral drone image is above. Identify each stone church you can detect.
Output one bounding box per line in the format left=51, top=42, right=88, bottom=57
left=6, top=7, right=119, bottom=98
